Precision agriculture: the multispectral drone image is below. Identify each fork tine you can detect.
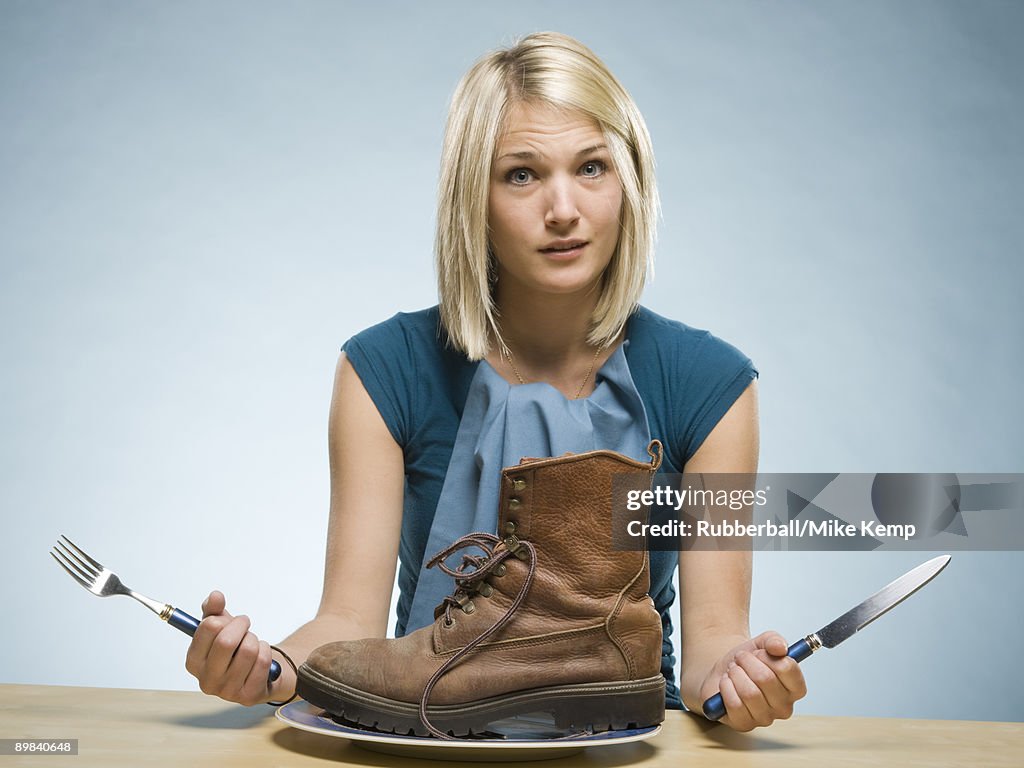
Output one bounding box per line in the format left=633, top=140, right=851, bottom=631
left=59, top=535, right=104, bottom=572
left=55, top=539, right=99, bottom=579
left=51, top=551, right=92, bottom=590
left=52, top=546, right=95, bottom=584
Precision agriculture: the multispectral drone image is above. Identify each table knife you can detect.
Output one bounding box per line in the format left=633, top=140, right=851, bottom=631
left=702, top=554, right=951, bottom=721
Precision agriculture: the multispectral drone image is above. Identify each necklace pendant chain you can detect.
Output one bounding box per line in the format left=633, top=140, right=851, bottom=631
left=501, top=344, right=603, bottom=400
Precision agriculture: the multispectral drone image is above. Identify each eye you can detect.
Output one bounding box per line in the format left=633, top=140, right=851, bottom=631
left=506, top=168, right=534, bottom=186
left=579, top=160, right=607, bottom=178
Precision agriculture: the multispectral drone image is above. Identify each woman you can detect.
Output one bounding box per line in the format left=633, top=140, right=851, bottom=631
left=185, top=31, right=806, bottom=732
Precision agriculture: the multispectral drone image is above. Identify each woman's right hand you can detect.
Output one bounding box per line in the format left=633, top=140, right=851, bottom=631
left=184, top=590, right=292, bottom=706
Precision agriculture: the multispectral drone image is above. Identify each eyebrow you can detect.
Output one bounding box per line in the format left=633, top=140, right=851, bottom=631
left=496, top=144, right=609, bottom=162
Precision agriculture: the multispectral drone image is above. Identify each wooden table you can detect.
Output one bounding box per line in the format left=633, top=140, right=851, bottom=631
left=1, top=684, right=1020, bottom=767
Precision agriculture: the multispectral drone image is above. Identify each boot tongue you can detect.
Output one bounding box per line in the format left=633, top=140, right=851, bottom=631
left=406, top=344, right=651, bottom=634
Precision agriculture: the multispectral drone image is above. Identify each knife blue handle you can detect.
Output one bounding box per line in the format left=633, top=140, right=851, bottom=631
left=168, top=608, right=282, bottom=682
left=701, top=637, right=815, bottom=721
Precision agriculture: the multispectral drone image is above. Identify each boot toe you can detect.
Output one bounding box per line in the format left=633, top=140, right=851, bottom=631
left=304, top=636, right=437, bottom=704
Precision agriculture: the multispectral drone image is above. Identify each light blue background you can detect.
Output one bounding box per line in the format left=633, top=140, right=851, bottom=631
left=2, top=1, right=1021, bottom=722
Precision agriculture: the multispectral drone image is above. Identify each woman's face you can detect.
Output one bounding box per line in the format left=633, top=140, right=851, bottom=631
left=488, top=101, right=623, bottom=301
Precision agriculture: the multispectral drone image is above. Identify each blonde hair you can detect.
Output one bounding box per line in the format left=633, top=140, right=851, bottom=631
left=436, top=32, right=659, bottom=360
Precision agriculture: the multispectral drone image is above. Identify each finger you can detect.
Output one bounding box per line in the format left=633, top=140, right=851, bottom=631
left=220, top=628, right=263, bottom=701
left=747, top=647, right=807, bottom=697
left=202, top=590, right=230, bottom=618
left=717, top=671, right=754, bottom=732
left=202, top=614, right=253, bottom=691
left=186, top=613, right=229, bottom=677
left=752, top=630, right=789, bottom=658
left=735, top=650, right=794, bottom=721
left=728, top=654, right=774, bottom=727
left=761, top=651, right=808, bottom=700
left=239, top=641, right=275, bottom=704
left=185, top=606, right=237, bottom=677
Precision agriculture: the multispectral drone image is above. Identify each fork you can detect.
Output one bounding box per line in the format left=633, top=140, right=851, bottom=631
left=51, top=534, right=280, bottom=682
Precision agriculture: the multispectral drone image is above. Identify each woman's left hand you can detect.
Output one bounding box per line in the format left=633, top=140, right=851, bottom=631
left=700, top=630, right=808, bottom=731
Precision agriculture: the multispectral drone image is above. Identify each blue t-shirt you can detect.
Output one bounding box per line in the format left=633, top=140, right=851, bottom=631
left=343, top=305, right=757, bottom=708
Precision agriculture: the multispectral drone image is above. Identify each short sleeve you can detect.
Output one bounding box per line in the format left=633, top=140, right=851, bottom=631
left=342, top=314, right=418, bottom=446
left=677, top=331, right=758, bottom=462
left=624, top=308, right=758, bottom=471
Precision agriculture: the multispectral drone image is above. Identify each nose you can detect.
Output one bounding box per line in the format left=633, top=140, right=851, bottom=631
left=544, top=175, right=580, bottom=228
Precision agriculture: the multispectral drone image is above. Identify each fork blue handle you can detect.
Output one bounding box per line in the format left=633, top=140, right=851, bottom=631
left=701, top=638, right=814, bottom=721
left=168, top=608, right=282, bottom=682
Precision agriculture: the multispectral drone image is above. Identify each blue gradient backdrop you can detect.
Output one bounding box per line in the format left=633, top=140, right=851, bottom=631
left=2, top=1, right=1021, bottom=721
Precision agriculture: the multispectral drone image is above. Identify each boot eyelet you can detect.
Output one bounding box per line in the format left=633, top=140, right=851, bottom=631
left=512, top=478, right=526, bottom=492
left=461, top=600, right=476, bottom=614
left=443, top=616, right=455, bottom=628
left=509, top=498, right=521, bottom=510
left=477, top=582, right=493, bottom=597
left=494, top=563, right=507, bottom=577
left=504, top=521, right=517, bottom=535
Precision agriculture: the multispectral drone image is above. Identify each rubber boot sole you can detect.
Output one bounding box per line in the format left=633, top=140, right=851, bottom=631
left=296, top=666, right=666, bottom=738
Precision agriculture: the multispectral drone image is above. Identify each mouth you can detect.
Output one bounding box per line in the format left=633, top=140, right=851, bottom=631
left=539, top=239, right=588, bottom=257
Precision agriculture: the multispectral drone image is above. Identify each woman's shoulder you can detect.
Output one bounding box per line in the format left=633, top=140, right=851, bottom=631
left=345, top=306, right=445, bottom=350
left=341, top=307, right=472, bottom=445
left=343, top=305, right=472, bottom=386
left=629, top=305, right=701, bottom=339
left=343, top=306, right=467, bottom=369
left=627, top=307, right=757, bottom=468
left=627, top=306, right=754, bottom=372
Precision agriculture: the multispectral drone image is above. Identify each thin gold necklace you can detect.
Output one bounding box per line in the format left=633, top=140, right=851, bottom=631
left=501, top=343, right=603, bottom=400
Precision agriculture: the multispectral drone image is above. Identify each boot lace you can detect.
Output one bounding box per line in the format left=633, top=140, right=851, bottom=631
left=418, top=530, right=537, bottom=739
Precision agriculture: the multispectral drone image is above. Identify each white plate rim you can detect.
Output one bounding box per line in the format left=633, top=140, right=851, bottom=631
left=276, top=699, right=662, bottom=751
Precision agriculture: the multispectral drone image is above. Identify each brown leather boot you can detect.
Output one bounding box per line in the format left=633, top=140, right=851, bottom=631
left=296, top=442, right=666, bottom=738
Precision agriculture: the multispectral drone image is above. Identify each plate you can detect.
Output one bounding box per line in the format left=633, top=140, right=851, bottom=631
left=276, top=700, right=661, bottom=762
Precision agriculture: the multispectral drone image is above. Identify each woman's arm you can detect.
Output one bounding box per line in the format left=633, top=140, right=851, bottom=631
left=275, top=350, right=406, bottom=661
left=676, top=380, right=807, bottom=730
left=186, top=352, right=405, bottom=704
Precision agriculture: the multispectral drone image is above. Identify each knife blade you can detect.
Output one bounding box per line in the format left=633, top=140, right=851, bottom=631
left=701, top=554, right=951, bottom=721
